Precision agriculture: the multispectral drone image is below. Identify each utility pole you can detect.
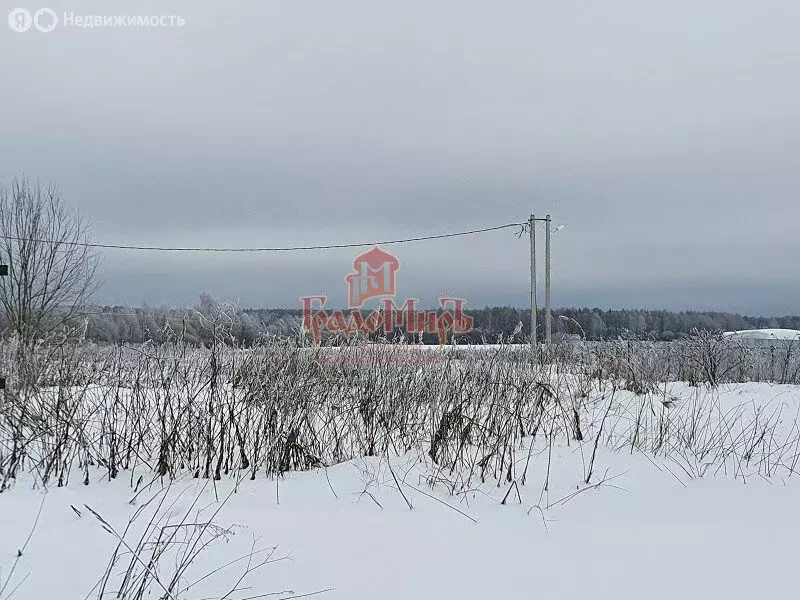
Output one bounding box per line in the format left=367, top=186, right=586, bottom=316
left=545, top=214, right=552, bottom=348
left=529, top=214, right=537, bottom=357
left=528, top=213, right=557, bottom=356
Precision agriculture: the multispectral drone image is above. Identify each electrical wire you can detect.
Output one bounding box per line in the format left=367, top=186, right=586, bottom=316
left=0, top=222, right=525, bottom=253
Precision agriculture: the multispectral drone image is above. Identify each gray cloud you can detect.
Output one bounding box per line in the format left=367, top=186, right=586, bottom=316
left=1, top=0, right=799, bottom=313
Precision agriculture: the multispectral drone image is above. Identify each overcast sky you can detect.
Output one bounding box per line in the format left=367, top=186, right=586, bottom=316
left=2, top=0, right=799, bottom=314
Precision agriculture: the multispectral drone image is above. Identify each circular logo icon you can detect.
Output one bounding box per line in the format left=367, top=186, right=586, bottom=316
left=33, top=8, right=57, bottom=32
left=8, top=8, right=32, bottom=32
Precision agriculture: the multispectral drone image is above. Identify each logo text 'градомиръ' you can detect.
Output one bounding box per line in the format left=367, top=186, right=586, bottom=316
left=301, top=246, right=472, bottom=345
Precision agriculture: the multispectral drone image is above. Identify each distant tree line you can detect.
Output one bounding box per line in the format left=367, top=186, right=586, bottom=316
left=5, top=295, right=796, bottom=346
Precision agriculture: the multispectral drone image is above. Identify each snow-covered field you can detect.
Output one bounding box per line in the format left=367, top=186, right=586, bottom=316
left=3, top=381, right=800, bottom=600
left=724, top=328, right=800, bottom=340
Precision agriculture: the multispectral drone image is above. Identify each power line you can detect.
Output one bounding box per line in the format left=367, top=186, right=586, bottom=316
left=0, top=222, right=524, bottom=253
left=76, top=310, right=179, bottom=317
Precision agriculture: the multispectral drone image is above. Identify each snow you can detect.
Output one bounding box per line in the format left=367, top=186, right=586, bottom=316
left=724, top=328, right=800, bottom=340
left=2, top=382, right=800, bottom=599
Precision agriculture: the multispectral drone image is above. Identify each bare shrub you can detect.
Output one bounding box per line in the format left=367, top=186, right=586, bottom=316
left=2, top=331, right=800, bottom=498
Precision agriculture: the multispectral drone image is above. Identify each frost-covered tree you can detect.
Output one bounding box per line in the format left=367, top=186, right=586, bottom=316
left=0, top=178, right=101, bottom=347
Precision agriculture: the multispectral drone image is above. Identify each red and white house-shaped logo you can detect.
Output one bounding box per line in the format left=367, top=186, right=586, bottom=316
left=345, top=247, right=400, bottom=308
